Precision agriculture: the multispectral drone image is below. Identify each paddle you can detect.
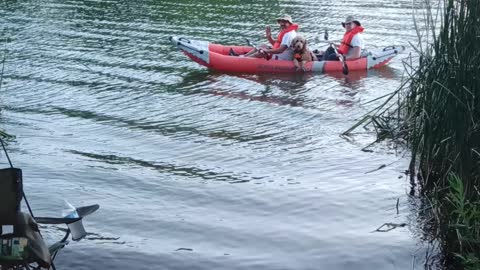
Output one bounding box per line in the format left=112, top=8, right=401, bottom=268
left=324, top=29, right=349, bottom=75
left=245, top=38, right=269, bottom=60
left=245, top=38, right=263, bottom=53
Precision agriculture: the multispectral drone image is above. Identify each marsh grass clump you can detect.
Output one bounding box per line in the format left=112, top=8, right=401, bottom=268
left=344, top=0, right=480, bottom=268
left=444, top=174, right=480, bottom=269
left=0, top=129, right=12, bottom=139
left=405, top=0, right=480, bottom=194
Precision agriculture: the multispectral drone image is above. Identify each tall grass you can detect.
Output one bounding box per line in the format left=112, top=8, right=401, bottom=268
left=405, top=0, right=480, bottom=194
left=344, top=0, right=480, bottom=268
left=445, top=174, right=480, bottom=270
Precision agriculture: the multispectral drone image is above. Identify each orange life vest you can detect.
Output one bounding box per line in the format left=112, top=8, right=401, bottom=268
left=337, top=26, right=364, bottom=55
left=273, top=24, right=299, bottom=49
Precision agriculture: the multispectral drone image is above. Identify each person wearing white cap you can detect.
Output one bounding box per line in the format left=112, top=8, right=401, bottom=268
left=238, top=14, right=299, bottom=60
left=322, top=16, right=365, bottom=61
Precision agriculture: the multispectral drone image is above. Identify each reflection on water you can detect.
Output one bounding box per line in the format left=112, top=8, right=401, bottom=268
left=325, top=66, right=397, bottom=88
left=0, top=0, right=436, bottom=269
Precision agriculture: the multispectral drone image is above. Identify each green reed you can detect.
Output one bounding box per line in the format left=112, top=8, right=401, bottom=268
left=344, top=0, right=480, bottom=267
left=445, top=174, right=480, bottom=270
left=0, top=129, right=13, bottom=139
left=406, top=0, right=480, bottom=194
left=345, top=0, right=480, bottom=198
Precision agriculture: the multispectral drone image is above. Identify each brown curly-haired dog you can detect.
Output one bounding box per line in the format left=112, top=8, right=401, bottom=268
left=291, top=35, right=317, bottom=71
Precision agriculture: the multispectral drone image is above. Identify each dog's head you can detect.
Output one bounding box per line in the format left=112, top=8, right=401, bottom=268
left=291, top=35, right=307, bottom=52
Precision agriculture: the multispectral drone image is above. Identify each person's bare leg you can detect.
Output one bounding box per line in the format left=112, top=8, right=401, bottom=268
left=249, top=51, right=265, bottom=58
left=244, top=45, right=269, bottom=57
left=243, top=48, right=258, bottom=57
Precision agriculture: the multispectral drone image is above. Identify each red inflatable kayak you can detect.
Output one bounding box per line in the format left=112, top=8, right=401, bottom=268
left=169, top=36, right=404, bottom=74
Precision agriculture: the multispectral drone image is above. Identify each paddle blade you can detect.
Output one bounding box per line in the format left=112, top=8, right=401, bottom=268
left=337, top=54, right=349, bottom=75
left=342, top=63, right=349, bottom=75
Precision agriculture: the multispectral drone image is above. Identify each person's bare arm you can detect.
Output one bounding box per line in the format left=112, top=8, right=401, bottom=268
left=266, top=26, right=275, bottom=46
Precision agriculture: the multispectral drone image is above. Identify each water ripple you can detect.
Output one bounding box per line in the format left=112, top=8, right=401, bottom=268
left=0, top=0, right=432, bottom=269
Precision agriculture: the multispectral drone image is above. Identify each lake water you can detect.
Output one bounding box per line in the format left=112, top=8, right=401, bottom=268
left=0, top=0, right=435, bottom=269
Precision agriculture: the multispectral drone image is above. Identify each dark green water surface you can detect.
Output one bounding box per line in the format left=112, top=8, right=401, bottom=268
left=0, top=0, right=434, bottom=269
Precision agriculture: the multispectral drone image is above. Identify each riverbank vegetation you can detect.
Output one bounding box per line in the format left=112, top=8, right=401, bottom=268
left=0, top=129, right=11, bottom=138
left=344, top=0, right=480, bottom=268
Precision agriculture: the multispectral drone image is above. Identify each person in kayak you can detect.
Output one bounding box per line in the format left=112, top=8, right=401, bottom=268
left=231, top=14, right=298, bottom=60
left=321, top=16, right=365, bottom=61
